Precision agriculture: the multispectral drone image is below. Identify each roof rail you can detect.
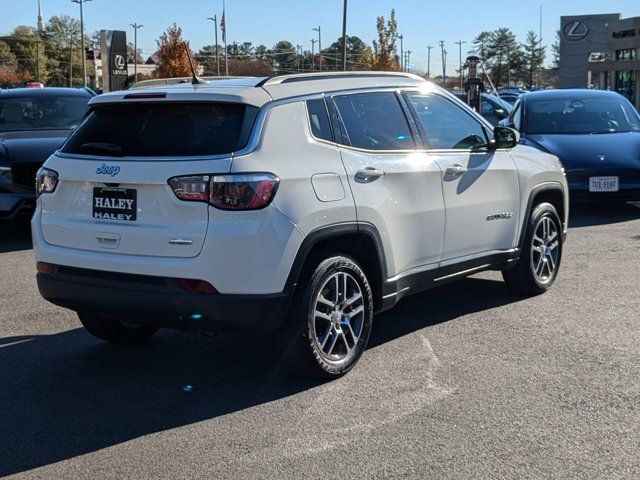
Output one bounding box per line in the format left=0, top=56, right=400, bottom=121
left=257, top=71, right=424, bottom=87
left=128, top=76, right=249, bottom=90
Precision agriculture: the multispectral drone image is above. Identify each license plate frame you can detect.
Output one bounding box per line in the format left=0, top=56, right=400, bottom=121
left=92, top=187, right=137, bottom=221
left=589, top=176, right=619, bottom=193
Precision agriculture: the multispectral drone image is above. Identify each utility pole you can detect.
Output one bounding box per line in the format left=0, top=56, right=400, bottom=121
left=68, top=28, right=74, bottom=87
left=405, top=50, right=412, bottom=72
left=221, top=0, right=228, bottom=76
left=207, top=16, right=220, bottom=76
left=130, top=23, right=143, bottom=83
left=454, top=40, right=466, bottom=90
left=311, top=38, right=317, bottom=72
left=438, top=40, right=445, bottom=87
left=426, top=45, right=433, bottom=79
left=296, top=44, right=303, bottom=72
left=71, top=0, right=92, bottom=87
left=341, top=0, right=348, bottom=70
left=312, top=26, right=322, bottom=71
left=398, top=34, right=404, bottom=71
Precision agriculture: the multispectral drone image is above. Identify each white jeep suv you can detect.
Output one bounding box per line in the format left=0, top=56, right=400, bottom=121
left=33, top=72, right=568, bottom=378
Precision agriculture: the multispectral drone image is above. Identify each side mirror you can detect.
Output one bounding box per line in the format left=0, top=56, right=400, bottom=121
left=493, top=126, right=520, bottom=149
left=494, top=108, right=506, bottom=118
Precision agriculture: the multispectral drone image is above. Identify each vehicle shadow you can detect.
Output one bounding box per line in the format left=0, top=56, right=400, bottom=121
left=0, top=219, right=32, bottom=253
left=568, top=202, right=640, bottom=228
left=0, top=276, right=519, bottom=476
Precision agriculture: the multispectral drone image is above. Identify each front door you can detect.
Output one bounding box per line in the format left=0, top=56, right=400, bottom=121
left=405, top=89, right=520, bottom=262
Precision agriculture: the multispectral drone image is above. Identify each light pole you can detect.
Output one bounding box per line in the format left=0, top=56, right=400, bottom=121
left=71, top=0, right=92, bottom=87
left=398, top=34, right=404, bottom=71
left=68, top=27, right=74, bottom=87
left=341, top=0, right=347, bottom=71
left=311, top=38, right=317, bottom=71
left=130, top=23, right=143, bottom=83
left=207, top=16, right=220, bottom=76
left=312, top=26, right=322, bottom=71
left=427, top=45, right=433, bottom=79
left=454, top=40, right=466, bottom=90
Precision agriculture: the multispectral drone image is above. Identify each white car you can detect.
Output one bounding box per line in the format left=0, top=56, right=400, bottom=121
left=33, top=72, right=568, bottom=378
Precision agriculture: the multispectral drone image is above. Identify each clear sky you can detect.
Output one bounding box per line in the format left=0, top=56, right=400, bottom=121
left=3, top=0, right=640, bottom=71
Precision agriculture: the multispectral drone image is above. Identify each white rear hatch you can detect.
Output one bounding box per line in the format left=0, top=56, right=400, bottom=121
left=38, top=99, right=258, bottom=258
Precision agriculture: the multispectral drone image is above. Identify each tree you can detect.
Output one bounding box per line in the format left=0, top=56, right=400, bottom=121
left=0, top=41, right=29, bottom=87
left=324, top=35, right=368, bottom=70
left=41, top=15, right=94, bottom=86
left=272, top=40, right=296, bottom=73
left=484, top=28, right=521, bottom=87
left=551, top=30, right=560, bottom=70
left=127, top=42, right=143, bottom=64
left=471, top=31, right=492, bottom=60
left=522, top=30, right=545, bottom=88
left=371, top=9, right=399, bottom=71
left=155, top=24, right=195, bottom=78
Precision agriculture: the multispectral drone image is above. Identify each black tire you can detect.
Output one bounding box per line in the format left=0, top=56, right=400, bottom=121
left=280, top=255, right=374, bottom=379
left=502, top=202, right=563, bottom=295
left=78, top=312, right=158, bottom=345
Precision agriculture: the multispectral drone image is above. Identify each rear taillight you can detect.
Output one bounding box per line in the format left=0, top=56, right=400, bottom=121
left=35, top=167, right=58, bottom=197
left=169, top=173, right=279, bottom=211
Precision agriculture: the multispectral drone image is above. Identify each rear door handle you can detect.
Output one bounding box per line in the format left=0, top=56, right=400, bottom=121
left=355, top=168, right=385, bottom=182
left=445, top=164, right=467, bottom=177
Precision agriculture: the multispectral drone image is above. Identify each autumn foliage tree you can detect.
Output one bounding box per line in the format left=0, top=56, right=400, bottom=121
left=155, top=24, right=196, bottom=78
left=371, top=10, right=400, bottom=71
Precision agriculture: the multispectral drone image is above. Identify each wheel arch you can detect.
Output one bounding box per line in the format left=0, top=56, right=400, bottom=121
left=518, top=183, right=566, bottom=250
left=284, top=222, right=388, bottom=311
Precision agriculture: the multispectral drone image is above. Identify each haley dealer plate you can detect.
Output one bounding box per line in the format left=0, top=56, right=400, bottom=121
left=93, top=187, right=137, bottom=221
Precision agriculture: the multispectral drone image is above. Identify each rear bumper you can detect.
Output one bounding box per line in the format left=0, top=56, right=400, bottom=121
left=37, top=265, right=293, bottom=334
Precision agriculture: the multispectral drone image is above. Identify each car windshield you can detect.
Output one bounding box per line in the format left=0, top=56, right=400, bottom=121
left=0, top=94, right=90, bottom=132
left=525, top=97, right=640, bottom=135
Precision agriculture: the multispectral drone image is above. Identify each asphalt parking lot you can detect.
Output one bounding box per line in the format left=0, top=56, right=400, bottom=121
left=1, top=204, right=639, bottom=479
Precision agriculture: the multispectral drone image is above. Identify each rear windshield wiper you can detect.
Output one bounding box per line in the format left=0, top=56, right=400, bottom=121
left=80, top=142, right=123, bottom=156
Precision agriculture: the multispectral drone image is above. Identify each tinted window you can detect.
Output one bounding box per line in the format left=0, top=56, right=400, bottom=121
left=306, top=98, right=333, bottom=142
left=525, top=97, right=640, bottom=134
left=481, top=98, right=507, bottom=126
left=0, top=94, right=90, bottom=132
left=62, top=102, right=257, bottom=157
left=406, top=92, right=487, bottom=149
left=333, top=92, right=415, bottom=150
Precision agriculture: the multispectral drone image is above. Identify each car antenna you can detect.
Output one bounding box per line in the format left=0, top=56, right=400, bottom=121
left=183, top=42, right=207, bottom=85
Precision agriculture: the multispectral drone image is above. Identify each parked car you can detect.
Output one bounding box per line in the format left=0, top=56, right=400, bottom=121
left=501, top=89, right=640, bottom=202
left=454, top=92, right=512, bottom=126
left=496, top=92, right=521, bottom=105
left=33, top=72, right=568, bottom=378
left=0, top=87, right=94, bottom=219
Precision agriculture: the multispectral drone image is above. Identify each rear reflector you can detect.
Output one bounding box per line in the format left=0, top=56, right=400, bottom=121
left=37, top=262, right=54, bottom=274
left=123, top=93, right=167, bottom=99
left=177, top=279, right=218, bottom=294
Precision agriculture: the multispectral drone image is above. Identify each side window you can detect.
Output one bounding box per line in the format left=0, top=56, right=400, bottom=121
left=332, top=92, right=415, bottom=151
left=306, top=98, right=333, bottom=142
left=406, top=91, right=488, bottom=150
left=512, top=101, right=522, bottom=130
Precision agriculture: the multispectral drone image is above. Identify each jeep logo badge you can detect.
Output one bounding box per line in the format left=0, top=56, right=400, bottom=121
left=563, top=21, right=588, bottom=41
left=96, top=163, right=121, bottom=177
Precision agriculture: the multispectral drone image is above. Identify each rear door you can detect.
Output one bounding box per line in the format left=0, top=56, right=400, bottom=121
left=39, top=101, right=253, bottom=258
left=328, top=90, right=445, bottom=278
left=404, top=90, right=520, bottom=262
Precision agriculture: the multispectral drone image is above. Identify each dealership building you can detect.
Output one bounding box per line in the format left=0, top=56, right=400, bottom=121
left=559, top=13, right=640, bottom=109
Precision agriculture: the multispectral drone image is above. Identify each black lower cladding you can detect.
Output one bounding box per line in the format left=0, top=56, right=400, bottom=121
left=37, top=265, right=293, bottom=334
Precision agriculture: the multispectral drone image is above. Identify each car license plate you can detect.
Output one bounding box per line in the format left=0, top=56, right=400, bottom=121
left=589, top=176, right=619, bottom=192
left=93, top=187, right=137, bottom=221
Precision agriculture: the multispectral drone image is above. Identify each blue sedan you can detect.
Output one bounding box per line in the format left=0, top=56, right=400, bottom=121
left=502, top=89, right=640, bottom=202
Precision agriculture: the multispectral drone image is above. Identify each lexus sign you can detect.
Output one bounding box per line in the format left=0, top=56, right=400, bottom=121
left=563, top=21, right=589, bottom=41
left=100, top=30, right=128, bottom=92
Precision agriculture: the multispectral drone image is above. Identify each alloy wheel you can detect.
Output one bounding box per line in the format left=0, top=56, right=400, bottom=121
left=530, top=216, right=559, bottom=283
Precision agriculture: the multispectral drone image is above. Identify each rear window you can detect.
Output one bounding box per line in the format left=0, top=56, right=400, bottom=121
left=62, top=102, right=258, bottom=157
